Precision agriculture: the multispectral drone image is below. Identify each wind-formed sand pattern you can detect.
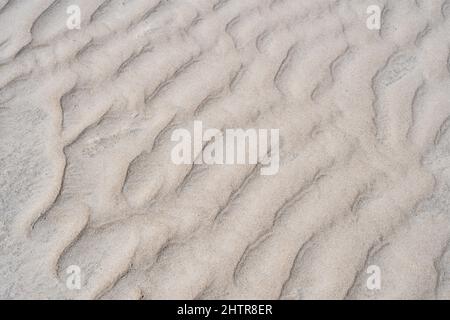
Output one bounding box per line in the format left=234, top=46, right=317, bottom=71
left=0, top=0, right=450, bottom=300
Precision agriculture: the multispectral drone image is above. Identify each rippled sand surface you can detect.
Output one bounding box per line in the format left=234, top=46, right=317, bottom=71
left=1, top=0, right=450, bottom=299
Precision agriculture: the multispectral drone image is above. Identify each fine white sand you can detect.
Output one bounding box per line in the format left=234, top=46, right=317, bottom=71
left=1, top=0, right=450, bottom=300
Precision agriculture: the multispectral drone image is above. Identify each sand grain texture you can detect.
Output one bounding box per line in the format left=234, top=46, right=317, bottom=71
left=0, top=0, right=450, bottom=299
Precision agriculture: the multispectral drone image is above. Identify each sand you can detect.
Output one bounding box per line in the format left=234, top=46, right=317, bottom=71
left=0, top=0, right=449, bottom=300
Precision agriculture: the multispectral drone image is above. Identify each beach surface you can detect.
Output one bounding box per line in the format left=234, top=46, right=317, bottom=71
left=1, top=0, right=450, bottom=299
